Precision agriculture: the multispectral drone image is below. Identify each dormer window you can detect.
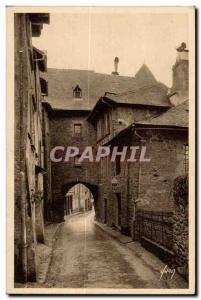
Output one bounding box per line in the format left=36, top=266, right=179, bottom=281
left=73, top=85, right=82, bottom=99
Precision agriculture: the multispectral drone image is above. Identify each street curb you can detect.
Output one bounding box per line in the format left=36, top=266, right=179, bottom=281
left=94, top=220, right=169, bottom=273
left=94, top=221, right=187, bottom=289
left=37, top=222, right=63, bottom=284
left=94, top=221, right=133, bottom=244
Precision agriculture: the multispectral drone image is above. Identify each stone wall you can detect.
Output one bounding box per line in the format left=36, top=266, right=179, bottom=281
left=42, top=106, right=53, bottom=222
left=96, top=127, right=188, bottom=242
left=136, top=130, right=188, bottom=212
left=14, top=13, right=35, bottom=283
left=93, top=104, right=168, bottom=232
left=112, top=106, right=165, bottom=137
left=49, top=112, right=98, bottom=220
left=14, top=13, right=48, bottom=282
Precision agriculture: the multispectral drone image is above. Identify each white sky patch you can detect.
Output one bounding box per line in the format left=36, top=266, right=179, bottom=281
left=32, top=8, right=188, bottom=87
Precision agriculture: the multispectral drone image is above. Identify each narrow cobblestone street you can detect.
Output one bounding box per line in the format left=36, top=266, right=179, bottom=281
left=44, top=211, right=187, bottom=289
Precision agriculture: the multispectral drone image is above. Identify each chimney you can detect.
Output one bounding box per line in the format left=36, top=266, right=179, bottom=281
left=112, top=57, right=119, bottom=75
left=170, top=42, right=189, bottom=106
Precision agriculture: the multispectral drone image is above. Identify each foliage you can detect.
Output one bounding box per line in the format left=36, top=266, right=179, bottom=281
left=173, top=175, right=188, bottom=207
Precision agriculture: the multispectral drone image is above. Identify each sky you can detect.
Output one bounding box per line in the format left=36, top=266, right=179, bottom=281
left=33, top=8, right=189, bottom=87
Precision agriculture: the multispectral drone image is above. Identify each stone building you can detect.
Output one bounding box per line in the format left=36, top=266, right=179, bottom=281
left=14, top=8, right=189, bottom=284
left=87, top=64, right=172, bottom=230
left=103, top=101, right=188, bottom=232
left=86, top=45, right=189, bottom=273
left=14, top=13, right=49, bottom=282
left=44, top=45, right=188, bottom=215
left=43, top=65, right=163, bottom=221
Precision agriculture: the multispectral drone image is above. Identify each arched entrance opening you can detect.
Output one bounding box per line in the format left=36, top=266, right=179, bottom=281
left=64, top=183, right=94, bottom=217
left=54, top=181, right=99, bottom=221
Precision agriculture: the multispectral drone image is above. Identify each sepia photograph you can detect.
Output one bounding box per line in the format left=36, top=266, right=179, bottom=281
left=6, top=6, right=195, bottom=294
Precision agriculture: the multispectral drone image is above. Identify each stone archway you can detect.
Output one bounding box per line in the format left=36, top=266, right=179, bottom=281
left=51, top=181, right=98, bottom=222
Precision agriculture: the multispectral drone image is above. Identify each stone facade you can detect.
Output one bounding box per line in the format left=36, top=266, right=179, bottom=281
left=42, top=103, right=53, bottom=222
left=14, top=13, right=49, bottom=282
left=93, top=126, right=188, bottom=237
left=49, top=110, right=98, bottom=221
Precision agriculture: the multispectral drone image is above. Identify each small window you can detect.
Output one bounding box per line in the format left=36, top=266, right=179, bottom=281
left=74, top=155, right=81, bottom=167
left=74, top=123, right=82, bottom=135
left=73, top=85, right=82, bottom=99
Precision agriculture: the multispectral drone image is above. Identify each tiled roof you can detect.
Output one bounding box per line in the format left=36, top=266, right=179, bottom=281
left=136, top=100, right=189, bottom=128
left=43, top=64, right=170, bottom=110
left=107, top=100, right=188, bottom=145
left=105, top=84, right=170, bottom=107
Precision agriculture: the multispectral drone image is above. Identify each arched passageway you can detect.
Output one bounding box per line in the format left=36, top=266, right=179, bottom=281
left=64, top=183, right=94, bottom=216
left=51, top=181, right=98, bottom=222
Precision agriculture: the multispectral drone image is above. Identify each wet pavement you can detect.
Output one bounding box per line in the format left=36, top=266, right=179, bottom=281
left=44, top=211, right=186, bottom=289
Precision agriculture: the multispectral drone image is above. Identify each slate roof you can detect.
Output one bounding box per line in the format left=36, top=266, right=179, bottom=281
left=43, top=64, right=170, bottom=110
left=105, top=84, right=170, bottom=107
left=136, top=100, right=189, bottom=128
left=107, top=100, right=188, bottom=145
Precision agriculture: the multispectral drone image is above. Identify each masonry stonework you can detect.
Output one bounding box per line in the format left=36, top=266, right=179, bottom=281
left=14, top=13, right=50, bottom=283
left=49, top=112, right=98, bottom=221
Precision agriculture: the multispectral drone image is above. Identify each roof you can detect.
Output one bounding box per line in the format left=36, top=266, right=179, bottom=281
left=105, top=84, right=170, bottom=107
left=104, top=100, right=188, bottom=145
left=30, top=13, right=50, bottom=37
left=43, top=64, right=170, bottom=110
left=29, top=13, right=50, bottom=24
left=136, top=100, right=189, bottom=128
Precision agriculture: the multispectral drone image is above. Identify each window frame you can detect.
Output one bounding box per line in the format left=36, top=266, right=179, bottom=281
left=74, top=123, right=82, bottom=136
left=73, top=85, right=82, bottom=99
left=74, top=155, right=82, bottom=168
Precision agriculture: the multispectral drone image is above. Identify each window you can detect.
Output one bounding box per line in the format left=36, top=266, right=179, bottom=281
left=73, top=85, right=82, bottom=99
left=74, top=155, right=81, bottom=167
left=183, top=144, right=189, bottom=173
left=115, top=155, right=121, bottom=175
left=74, top=123, right=82, bottom=136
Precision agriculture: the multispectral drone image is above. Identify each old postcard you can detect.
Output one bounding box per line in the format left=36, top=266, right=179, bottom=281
left=7, top=6, right=195, bottom=295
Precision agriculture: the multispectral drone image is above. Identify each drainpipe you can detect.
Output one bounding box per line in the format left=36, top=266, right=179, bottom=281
left=20, top=171, right=27, bottom=282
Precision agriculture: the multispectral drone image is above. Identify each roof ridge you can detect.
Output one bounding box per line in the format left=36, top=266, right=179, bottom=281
left=46, top=68, right=135, bottom=79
